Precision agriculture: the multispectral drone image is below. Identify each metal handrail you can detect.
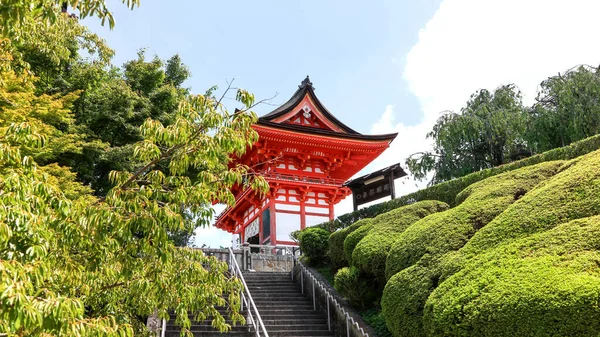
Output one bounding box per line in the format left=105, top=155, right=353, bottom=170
left=286, top=248, right=370, bottom=337
left=228, top=247, right=269, bottom=337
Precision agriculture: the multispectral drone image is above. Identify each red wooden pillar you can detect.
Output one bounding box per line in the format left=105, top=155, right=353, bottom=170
left=270, top=200, right=277, bottom=245
left=300, top=199, right=307, bottom=230
left=328, top=202, right=335, bottom=220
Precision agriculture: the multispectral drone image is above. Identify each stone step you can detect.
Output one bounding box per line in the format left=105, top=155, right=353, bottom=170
left=165, top=324, right=247, bottom=330
left=246, top=282, right=297, bottom=286
left=264, top=324, right=329, bottom=331
left=249, top=292, right=304, bottom=297
left=261, top=318, right=327, bottom=325
left=243, top=272, right=290, bottom=276
left=253, top=300, right=312, bottom=306
left=166, top=322, right=247, bottom=329
left=260, top=314, right=324, bottom=320
left=266, top=330, right=334, bottom=337
left=253, top=297, right=310, bottom=302
left=255, top=305, right=316, bottom=310
left=255, top=305, right=315, bottom=311
left=247, top=285, right=300, bottom=289
left=164, top=330, right=249, bottom=337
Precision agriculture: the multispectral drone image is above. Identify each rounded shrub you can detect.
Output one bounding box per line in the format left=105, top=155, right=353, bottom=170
left=461, top=149, right=600, bottom=256
left=299, top=227, right=330, bottom=266
left=381, top=161, right=563, bottom=337
left=343, top=221, right=374, bottom=264
left=385, top=160, right=563, bottom=280
left=333, top=266, right=377, bottom=309
left=329, top=218, right=372, bottom=270
left=352, top=200, right=449, bottom=283
left=424, top=215, right=600, bottom=337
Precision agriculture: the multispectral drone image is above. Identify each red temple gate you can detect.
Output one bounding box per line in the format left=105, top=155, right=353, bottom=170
left=214, top=77, right=398, bottom=245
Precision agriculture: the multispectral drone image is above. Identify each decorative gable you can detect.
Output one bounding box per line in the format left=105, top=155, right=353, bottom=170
left=273, top=95, right=345, bottom=132
left=282, top=104, right=332, bottom=130
left=258, top=76, right=358, bottom=135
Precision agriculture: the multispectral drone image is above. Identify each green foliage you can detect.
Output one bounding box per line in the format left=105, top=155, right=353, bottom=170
left=460, top=149, right=600, bottom=257
left=407, top=85, right=526, bottom=184
left=351, top=201, right=449, bottom=283
left=329, top=218, right=372, bottom=270
left=1, top=0, right=139, bottom=37
left=344, top=221, right=374, bottom=264
left=299, top=227, right=330, bottom=266
left=381, top=161, right=563, bottom=337
left=0, top=43, right=267, bottom=335
left=424, top=215, right=600, bottom=337
left=165, top=54, right=191, bottom=87
left=315, top=266, right=335, bottom=286
left=360, top=309, right=392, bottom=337
left=529, top=65, right=600, bottom=152
left=334, top=266, right=377, bottom=309
left=327, top=133, right=600, bottom=229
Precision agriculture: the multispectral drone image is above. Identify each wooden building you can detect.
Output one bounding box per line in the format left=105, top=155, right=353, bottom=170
left=214, top=77, right=398, bottom=246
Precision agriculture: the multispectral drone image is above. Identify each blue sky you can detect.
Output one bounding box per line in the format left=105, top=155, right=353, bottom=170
left=84, top=0, right=441, bottom=129
left=84, top=0, right=600, bottom=247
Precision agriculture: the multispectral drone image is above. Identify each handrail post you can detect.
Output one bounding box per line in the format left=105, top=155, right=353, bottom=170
left=327, top=296, right=330, bottom=331
left=228, top=247, right=269, bottom=337
left=161, top=318, right=166, bottom=337
left=312, top=277, right=316, bottom=310
left=346, top=315, right=350, bottom=337
left=301, top=270, right=304, bottom=294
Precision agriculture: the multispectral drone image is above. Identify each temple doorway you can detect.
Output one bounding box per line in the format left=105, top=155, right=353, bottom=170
left=247, top=234, right=259, bottom=253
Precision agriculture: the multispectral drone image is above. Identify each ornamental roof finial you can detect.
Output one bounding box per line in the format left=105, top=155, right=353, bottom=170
left=299, top=75, right=313, bottom=89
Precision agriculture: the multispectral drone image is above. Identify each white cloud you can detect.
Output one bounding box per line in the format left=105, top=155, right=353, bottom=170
left=364, top=0, right=600, bottom=201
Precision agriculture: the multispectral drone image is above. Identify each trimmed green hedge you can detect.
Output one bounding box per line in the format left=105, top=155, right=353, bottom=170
left=381, top=161, right=564, bottom=337
left=325, top=133, right=600, bottom=229
left=333, top=266, right=378, bottom=309
left=385, top=161, right=563, bottom=280
left=424, top=215, right=600, bottom=337
left=351, top=200, right=449, bottom=283
left=298, top=227, right=330, bottom=266
left=459, top=149, right=600, bottom=257
left=329, top=218, right=372, bottom=270
left=343, top=221, right=375, bottom=264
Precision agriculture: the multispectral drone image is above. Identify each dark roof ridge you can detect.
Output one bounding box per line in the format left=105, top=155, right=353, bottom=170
left=256, top=120, right=398, bottom=141
left=259, top=76, right=359, bottom=134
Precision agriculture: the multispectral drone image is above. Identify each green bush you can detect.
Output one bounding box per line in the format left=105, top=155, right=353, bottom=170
left=351, top=200, right=449, bottom=283
left=361, top=309, right=392, bottom=337
left=385, top=161, right=563, bottom=280
left=299, top=227, right=330, bottom=266
left=329, top=218, right=372, bottom=270
left=343, top=221, right=374, bottom=264
left=459, top=149, right=600, bottom=257
left=381, top=161, right=563, bottom=337
left=333, top=266, right=377, bottom=309
left=325, top=133, right=600, bottom=229
left=424, top=215, right=600, bottom=337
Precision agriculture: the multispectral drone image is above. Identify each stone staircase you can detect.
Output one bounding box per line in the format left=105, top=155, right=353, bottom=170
left=163, top=271, right=333, bottom=337
left=244, top=271, right=334, bottom=337
left=163, top=307, right=249, bottom=337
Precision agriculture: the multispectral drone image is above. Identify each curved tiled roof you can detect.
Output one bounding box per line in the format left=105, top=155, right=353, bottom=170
left=259, top=76, right=360, bottom=134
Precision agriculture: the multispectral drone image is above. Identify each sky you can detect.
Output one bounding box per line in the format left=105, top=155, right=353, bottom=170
left=84, top=0, right=600, bottom=247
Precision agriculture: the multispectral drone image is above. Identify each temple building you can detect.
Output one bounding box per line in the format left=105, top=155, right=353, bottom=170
left=214, top=77, right=398, bottom=246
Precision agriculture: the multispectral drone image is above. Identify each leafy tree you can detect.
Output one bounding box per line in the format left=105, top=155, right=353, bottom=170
left=0, top=43, right=269, bottom=336
left=7, top=9, right=200, bottom=245
left=528, top=64, right=600, bottom=152
left=407, top=85, right=526, bottom=184
left=1, top=0, right=139, bottom=37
